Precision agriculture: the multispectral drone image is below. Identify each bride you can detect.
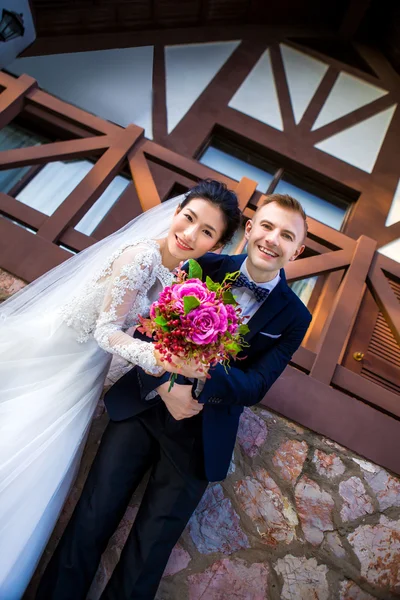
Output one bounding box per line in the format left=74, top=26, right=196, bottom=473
left=0, top=179, right=241, bottom=599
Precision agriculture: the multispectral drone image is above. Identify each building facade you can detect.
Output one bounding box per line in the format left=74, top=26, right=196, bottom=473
left=1, top=15, right=400, bottom=599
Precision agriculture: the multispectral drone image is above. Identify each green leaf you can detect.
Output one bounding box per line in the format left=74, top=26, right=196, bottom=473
left=238, top=323, right=250, bottom=335
left=222, top=270, right=240, bottom=285
left=154, top=315, right=167, bottom=327
left=206, top=276, right=220, bottom=292
left=223, top=290, right=237, bottom=305
left=225, top=340, right=241, bottom=354
left=188, top=259, right=203, bottom=281
left=154, top=315, right=169, bottom=331
left=184, top=295, right=201, bottom=315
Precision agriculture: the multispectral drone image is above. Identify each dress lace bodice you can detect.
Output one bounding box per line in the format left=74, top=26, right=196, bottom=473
left=61, top=239, right=173, bottom=374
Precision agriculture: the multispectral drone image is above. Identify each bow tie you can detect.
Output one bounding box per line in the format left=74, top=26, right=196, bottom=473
left=233, top=273, right=270, bottom=303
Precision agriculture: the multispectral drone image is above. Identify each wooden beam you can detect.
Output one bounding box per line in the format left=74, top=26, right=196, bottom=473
left=58, top=228, right=97, bottom=252
left=234, top=176, right=258, bottom=211
left=297, top=67, right=339, bottom=134
left=0, top=74, right=37, bottom=131
left=91, top=182, right=143, bottom=240
left=332, top=364, right=400, bottom=419
left=285, top=248, right=351, bottom=281
left=0, top=136, right=112, bottom=170
left=0, top=192, right=46, bottom=230
left=355, top=42, right=400, bottom=90
left=304, top=271, right=344, bottom=351
left=142, top=140, right=237, bottom=187
left=306, top=219, right=356, bottom=252
left=0, top=217, right=70, bottom=282
left=218, top=110, right=370, bottom=194
left=285, top=40, right=383, bottom=89
left=26, top=87, right=122, bottom=137
left=167, top=39, right=267, bottom=156
left=36, top=126, right=143, bottom=242
left=21, top=25, right=329, bottom=58
left=291, top=346, right=316, bottom=372
left=269, top=44, right=296, bottom=134
left=310, top=235, right=377, bottom=384
left=128, top=148, right=161, bottom=211
left=308, top=95, right=396, bottom=145
left=152, top=45, right=168, bottom=143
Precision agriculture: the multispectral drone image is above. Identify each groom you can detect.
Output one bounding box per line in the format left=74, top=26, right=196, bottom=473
left=37, top=194, right=311, bottom=600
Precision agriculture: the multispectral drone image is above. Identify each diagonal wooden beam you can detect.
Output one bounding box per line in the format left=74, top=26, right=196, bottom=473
left=355, top=42, right=400, bottom=91
left=36, top=125, right=143, bottom=242
left=297, top=67, right=339, bottom=135
left=368, top=255, right=400, bottom=347
left=307, top=218, right=357, bottom=252
left=0, top=136, right=113, bottom=170
left=0, top=74, right=37, bottom=130
left=309, top=235, right=377, bottom=384
left=269, top=44, right=296, bottom=134
left=285, top=39, right=383, bottom=89
left=128, top=147, right=161, bottom=212
left=285, top=248, right=351, bottom=281
left=373, top=251, right=400, bottom=281
left=308, top=94, right=396, bottom=145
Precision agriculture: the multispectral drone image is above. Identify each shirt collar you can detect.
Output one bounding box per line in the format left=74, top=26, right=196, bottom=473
left=240, top=258, right=281, bottom=291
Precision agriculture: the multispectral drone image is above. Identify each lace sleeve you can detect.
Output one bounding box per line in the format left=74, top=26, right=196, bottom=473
left=93, top=245, right=164, bottom=375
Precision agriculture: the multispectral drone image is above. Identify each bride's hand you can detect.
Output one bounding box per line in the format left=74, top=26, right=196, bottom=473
left=154, top=350, right=208, bottom=379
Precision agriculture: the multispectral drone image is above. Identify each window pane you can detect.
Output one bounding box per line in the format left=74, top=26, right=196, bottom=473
left=0, top=124, right=47, bottom=194
left=275, top=177, right=347, bottom=230
left=200, top=146, right=275, bottom=192
left=222, top=225, right=246, bottom=255
left=289, top=277, right=318, bottom=306
left=16, top=160, right=130, bottom=235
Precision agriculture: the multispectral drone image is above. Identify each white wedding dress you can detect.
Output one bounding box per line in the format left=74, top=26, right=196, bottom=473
left=0, top=239, right=173, bottom=599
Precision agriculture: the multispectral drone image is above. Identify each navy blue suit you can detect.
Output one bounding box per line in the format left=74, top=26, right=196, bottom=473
left=37, top=252, right=311, bottom=600
left=105, top=251, right=311, bottom=481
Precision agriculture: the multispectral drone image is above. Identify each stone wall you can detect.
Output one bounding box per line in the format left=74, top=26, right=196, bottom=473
left=2, top=269, right=400, bottom=600
left=0, top=267, right=26, bottom=302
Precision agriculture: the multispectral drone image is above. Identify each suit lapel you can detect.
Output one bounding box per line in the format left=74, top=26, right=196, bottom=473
left=244, top=269, right=291, bottom=343
left=215, top=254, right=245, bottom=283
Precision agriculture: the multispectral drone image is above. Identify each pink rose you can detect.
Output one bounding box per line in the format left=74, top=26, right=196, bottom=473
left=186, top=303, right=228, bottom=345
left=171, top=280, right=212, bottom=304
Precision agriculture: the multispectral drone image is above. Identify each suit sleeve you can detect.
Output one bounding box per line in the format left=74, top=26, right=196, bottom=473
left=196, top=314, right=311, bottom=407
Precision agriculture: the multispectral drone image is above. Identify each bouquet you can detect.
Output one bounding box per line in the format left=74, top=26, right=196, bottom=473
left=138, top=259, right=250, bottom=391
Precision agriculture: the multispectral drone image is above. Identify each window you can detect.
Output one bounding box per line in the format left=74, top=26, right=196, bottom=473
left=16, top=160, right=130, bottom=235
left=199, top=135, right=353, bottom=231
left=199, top=135, right=350, bottom=306
left=0, top=123, right=48, bottom=194
left=0, top=122, right=130, bottom=236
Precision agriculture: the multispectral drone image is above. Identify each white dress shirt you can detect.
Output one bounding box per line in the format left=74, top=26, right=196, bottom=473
left=232, top=258, right=281, bottom=322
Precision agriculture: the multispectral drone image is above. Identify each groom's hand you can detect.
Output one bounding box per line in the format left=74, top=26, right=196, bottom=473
left=156, top=382, right=203, bottom=421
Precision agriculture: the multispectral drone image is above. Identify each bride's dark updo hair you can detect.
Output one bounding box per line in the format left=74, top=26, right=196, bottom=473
left=180, top=179, right=242, bottom=246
